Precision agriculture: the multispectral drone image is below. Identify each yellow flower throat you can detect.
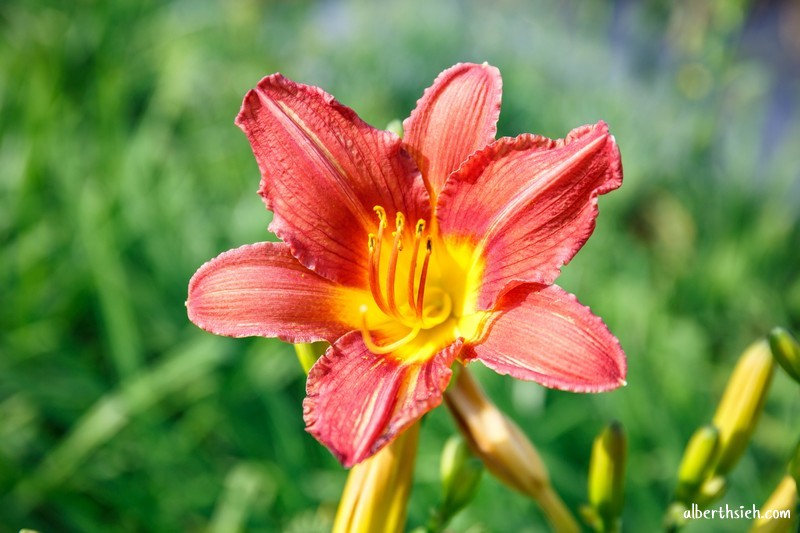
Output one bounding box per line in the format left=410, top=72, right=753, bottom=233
left=359, top=206, right=484, bottom=360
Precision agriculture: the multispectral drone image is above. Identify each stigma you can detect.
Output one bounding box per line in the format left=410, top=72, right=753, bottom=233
left=360, top=206, right=452, bottom=354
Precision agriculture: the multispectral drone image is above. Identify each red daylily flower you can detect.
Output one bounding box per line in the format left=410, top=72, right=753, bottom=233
left=187, top=63, right=626, bottom=467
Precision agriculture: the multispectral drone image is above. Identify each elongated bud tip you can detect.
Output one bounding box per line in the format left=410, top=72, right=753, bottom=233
left=769, top=327, right=800, bottom=384
left=711, top=339, right=775, bottom=475
left=675, top=425, right=720, bottom=503
left=587, top=421, right=627, bottom=531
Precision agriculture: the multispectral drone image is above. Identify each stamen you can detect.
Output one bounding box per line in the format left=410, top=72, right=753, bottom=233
left=359, top=305, right=421, bottom=355
left=386, top=213, right=406, bottom=315
left=407, top=220, right=426, bottom=314
left=369, top=207, right=390, bottom=315
left=415, top=237, right=432, bottom=318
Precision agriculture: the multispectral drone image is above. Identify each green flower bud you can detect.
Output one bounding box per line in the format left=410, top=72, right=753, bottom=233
left=695, top=476, right=727, bottom=507
left=768, top=327, right=800, bottom=384
left=385, top=119, right=404, bottom=138
left=675, top=425, right=720, bottom=503
left=711, top=340, right=775, bottom=475
left=439, top=435, right=483, bottom=520
left=587, top=421, right=627, bottom=532
left=293, top=342, right=327, bottom=375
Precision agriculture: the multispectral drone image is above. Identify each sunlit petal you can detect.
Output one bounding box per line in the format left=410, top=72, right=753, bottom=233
left=236, top=74, right=431, bottom=288
left=403, top=62, right=502, bottom=199
left=437, top=122, right=622, bottom=310
left=188, top=242, right=364, bottom=342
left=467, top=284, right=626, bottom=392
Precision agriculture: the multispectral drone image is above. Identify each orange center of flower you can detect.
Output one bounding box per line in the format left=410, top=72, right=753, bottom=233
left=359, top=206, right=453, bottom=355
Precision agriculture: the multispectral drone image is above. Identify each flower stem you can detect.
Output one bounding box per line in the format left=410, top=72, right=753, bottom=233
left=535, top=484, right=581, bottom=533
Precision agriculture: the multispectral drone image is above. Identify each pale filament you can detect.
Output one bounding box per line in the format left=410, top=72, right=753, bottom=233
left=360, top=207, right=451, bottom=353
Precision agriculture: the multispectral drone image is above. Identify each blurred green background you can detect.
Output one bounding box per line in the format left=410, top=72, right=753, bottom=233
left=2, top=0, right=799, bottom=531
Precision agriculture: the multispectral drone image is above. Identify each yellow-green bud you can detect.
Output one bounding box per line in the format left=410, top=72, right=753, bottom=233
left=293, top=342, right=327, bottom=375
left=385, top=119, right=404, bottom=138
left=750, top=475, right=798, bottom=532
left=768, top=327, right=800, bottom=384
left=675, top=425, right=720, bottom=502
left=711, top=340, right=775, bottom=475
left=695, top=475, right=727, bottom=507
left=587, top=421, right=627, bottom=532
left=439, top=435, right=483, bottom=519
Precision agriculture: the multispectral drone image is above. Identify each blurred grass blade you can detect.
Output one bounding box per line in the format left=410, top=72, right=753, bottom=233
left=10, top=336, right=230, bottom=512
left=208, top=462, right=273, bottom=533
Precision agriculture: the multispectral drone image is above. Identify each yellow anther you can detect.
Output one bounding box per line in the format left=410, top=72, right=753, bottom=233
left=395, top=212, right=405, bottom=232
left=373, top=205, right=387, bottom=228
left=416, top=219, right=426, bottom=235
left=368, top=233, right=376, bottom=251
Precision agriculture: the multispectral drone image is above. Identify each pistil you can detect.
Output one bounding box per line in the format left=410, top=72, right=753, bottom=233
left=415, top=238, right=432, bottom=320
left=386, top=213, right=405, bottom=316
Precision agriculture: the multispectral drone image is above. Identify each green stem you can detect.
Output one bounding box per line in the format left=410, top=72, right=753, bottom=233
left=293, top=342, right=327, bottom=374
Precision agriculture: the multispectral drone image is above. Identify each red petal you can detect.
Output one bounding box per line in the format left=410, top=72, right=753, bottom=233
left=236, top=74, right=431, bottom=289
left=437, top=122, right=623, bottom=310
left=403, top=63, right=502, bottom=200
left=187, top=242, right=364, bottom=342
left=303, top=332, right=461, bottom=467
left=467, top=285, right=626, bottom=392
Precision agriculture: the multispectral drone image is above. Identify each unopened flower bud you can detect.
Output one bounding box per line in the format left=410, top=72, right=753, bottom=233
left=695, top=475, right=727, bottom=507
left=333, top=423, right=419, bottom=533
left=587, top=421, right=627, bottom=532
left=768, top=327, right=800, bottom=384
left=750, top=475, right=797, bottom=532
left=711, top=340, right=775, bottom=475
left=675, top=425, right=720, bottom=502
left=293, top=342, right=327, bottom=374
left=385, top=119, right=404, bottom=138
left=439, top=436, right=483, bottom=520
left=445, top=367, right=579, bottom=533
